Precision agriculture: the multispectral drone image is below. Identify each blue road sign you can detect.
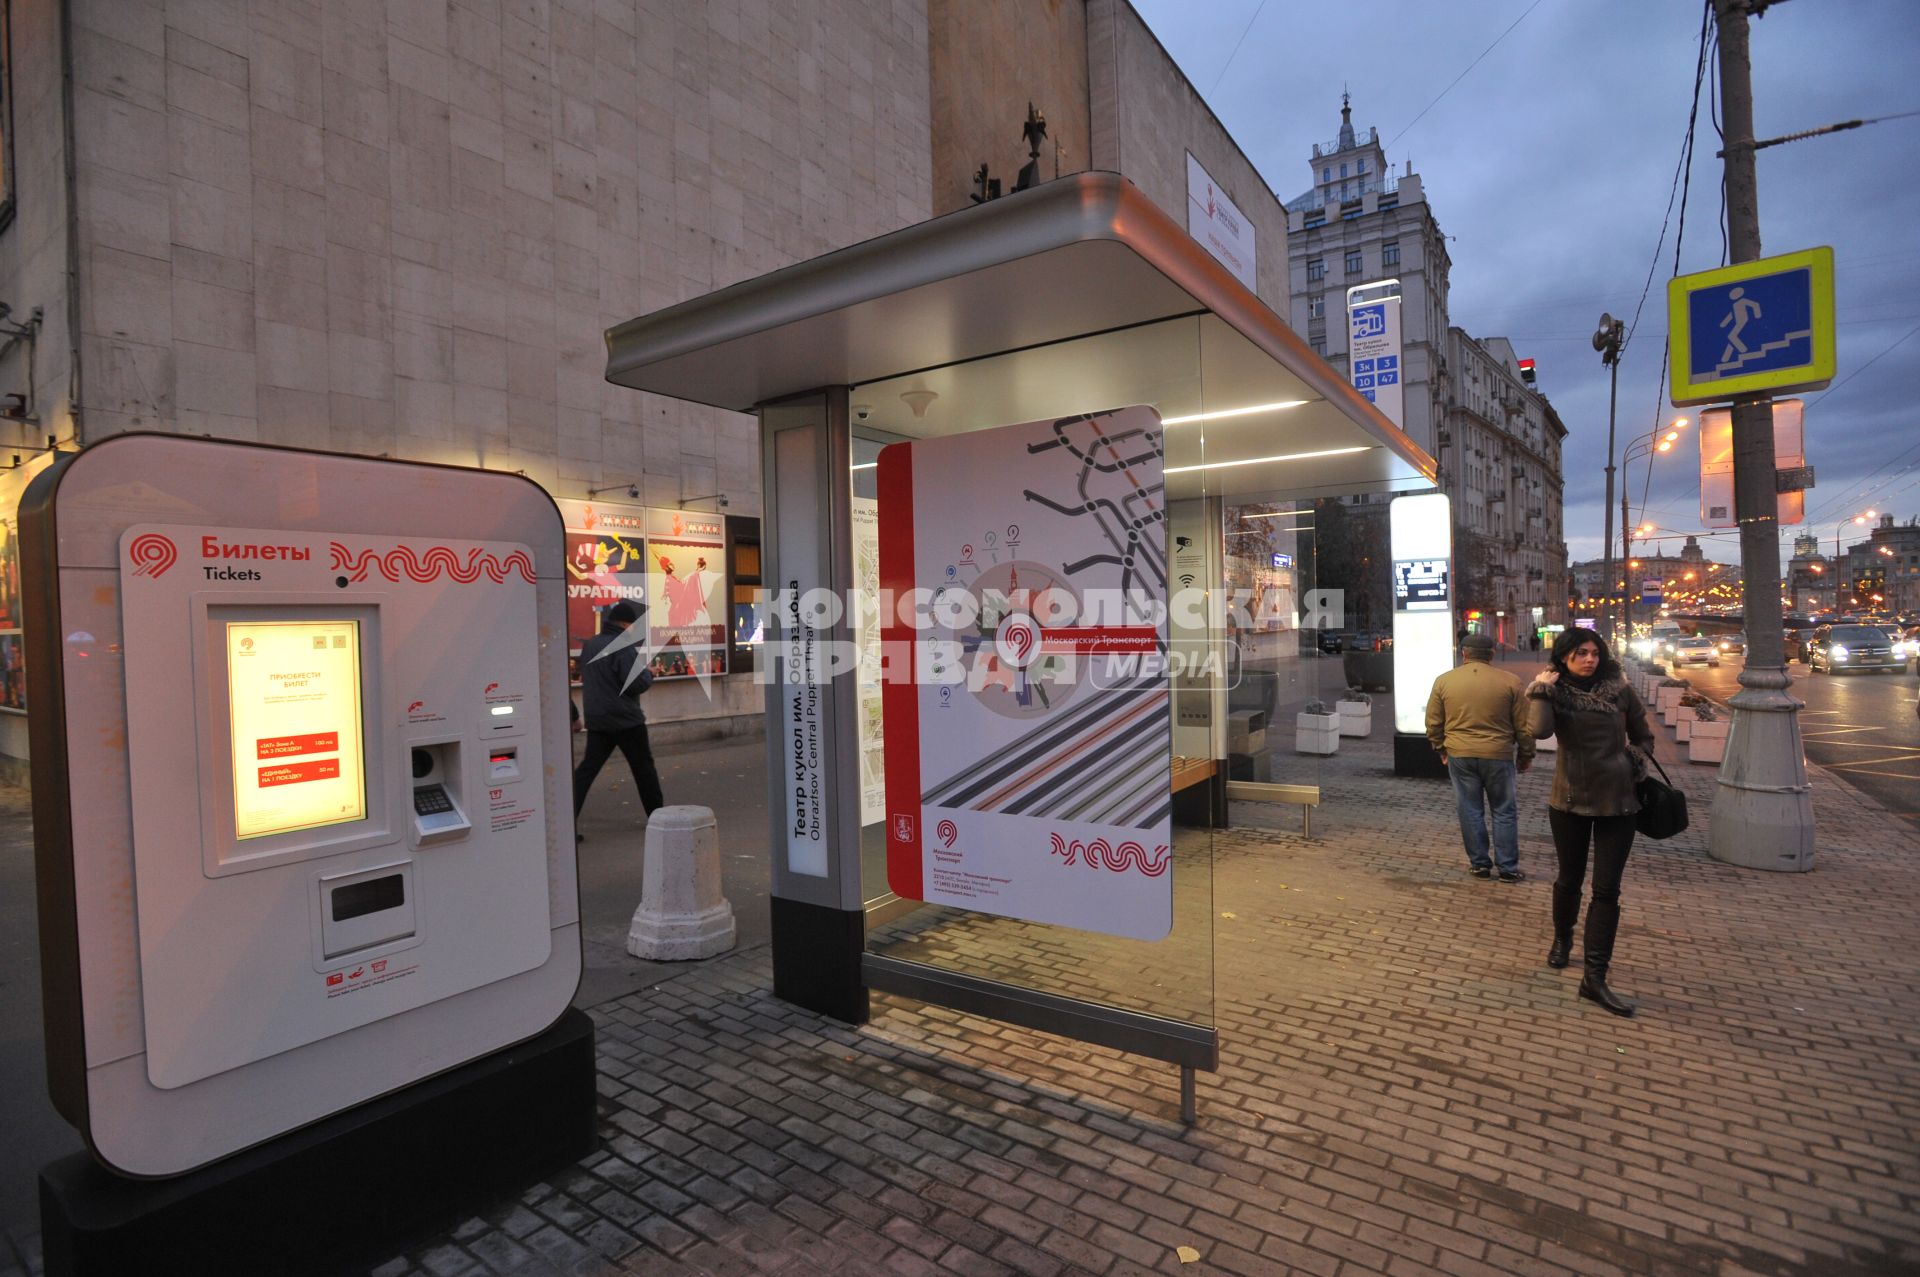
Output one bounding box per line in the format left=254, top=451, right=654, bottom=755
left=1669, top=247, right=1835, bottom=405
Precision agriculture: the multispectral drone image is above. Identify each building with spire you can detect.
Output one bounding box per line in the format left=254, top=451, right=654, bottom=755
left=1787, top=532, right=1835, bottom=614
left=1286, top=96, right=1568, bottom=644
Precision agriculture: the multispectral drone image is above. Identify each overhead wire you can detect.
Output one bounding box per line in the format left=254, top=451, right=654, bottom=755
left=1622, top=1, right=1714, bottom=354
left=1801, top=322, right=1920, bottom=523
left=1384, top=0, right=1545, bottom=151
left=1624, top=2, right=1714, bottom=555
left=1206, top=0, right=1269, bottom=97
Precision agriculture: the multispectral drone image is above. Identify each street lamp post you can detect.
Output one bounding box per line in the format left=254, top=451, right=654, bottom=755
left=1832, top=510, right=1876, bottom=606
left=1619, top=419, right=1688, bottom=648
left=1594, top=314, right=1625, bottom=647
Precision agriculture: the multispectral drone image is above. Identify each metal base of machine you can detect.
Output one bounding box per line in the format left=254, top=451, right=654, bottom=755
left=39, top=1007, right=597, bottom=1277
left=1393, top=732, right=1448, bottom=779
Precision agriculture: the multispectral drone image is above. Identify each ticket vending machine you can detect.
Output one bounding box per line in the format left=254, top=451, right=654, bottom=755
left=22, top=436, right=585, bottom=1197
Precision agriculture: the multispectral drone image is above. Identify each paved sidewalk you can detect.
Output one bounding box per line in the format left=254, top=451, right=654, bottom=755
left=6, top=707, right=1918, bottom=1277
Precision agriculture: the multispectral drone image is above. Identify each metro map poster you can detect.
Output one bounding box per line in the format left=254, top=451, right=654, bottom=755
left=877, top=407, right=1173, bottom=942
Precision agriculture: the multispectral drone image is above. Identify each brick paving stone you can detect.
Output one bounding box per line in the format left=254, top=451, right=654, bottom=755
left=157, top=732, right=1917, bottom=1277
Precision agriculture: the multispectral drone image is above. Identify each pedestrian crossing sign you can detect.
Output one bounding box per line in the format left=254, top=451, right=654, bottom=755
left=1668, top=246, right=1834, bottom=405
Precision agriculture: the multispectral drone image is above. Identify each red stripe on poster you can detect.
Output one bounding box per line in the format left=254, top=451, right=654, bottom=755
left=877, top=442, right=924, bottom=901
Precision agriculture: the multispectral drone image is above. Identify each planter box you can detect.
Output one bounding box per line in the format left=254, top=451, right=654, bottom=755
left=1295, top=712, right=1340, bottom=756
left=1656, top=686, right=1686, bottom=713
left=1335, top=699, right=1372, bottom=738
left=1676, top=715, right=1693, bottom=742
left=1662, top=702, right=1684, bottom=728
left=1689, top=719, right=1729, bottom=764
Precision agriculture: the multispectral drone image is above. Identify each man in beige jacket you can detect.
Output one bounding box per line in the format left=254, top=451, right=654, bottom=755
left=1425, top=633, right=1535, bottom=880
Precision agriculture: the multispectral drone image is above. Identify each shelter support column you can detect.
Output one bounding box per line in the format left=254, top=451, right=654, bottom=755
left=760, top=388, right=871, bottom=1023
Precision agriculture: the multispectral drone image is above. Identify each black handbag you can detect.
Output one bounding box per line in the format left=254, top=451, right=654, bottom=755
left=1634, top=755, right=1689, bottom=839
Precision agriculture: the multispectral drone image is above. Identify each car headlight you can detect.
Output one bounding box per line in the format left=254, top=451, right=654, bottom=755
left=1832, top=644, right=1849, bottom=660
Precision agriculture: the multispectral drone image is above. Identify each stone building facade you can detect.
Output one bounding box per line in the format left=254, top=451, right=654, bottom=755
left=1838, top=514, right=1920, bottom=613
left=1284, top=97, right=1568, bottom=643
left=1441, top=330, right=1568, bottom=639
left=0, top=0, right=1295, bottom=776
left=1284, top=96, right=1445, bottom=462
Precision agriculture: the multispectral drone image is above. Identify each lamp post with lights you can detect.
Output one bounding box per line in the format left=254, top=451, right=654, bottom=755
left=1619, top=417, right=1689, bottom=645
left=1830, top=509, right=1877, bottom=604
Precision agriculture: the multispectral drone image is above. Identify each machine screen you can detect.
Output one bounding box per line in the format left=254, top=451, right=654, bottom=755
left=227, top=620, right=369, bottom=839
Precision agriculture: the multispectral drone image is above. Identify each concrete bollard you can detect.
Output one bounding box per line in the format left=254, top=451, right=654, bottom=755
left=627, top=805, right=736, bottom=961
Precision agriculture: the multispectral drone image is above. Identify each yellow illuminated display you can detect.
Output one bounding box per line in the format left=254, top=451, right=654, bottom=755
left=228, top=620, right=367, bottom=840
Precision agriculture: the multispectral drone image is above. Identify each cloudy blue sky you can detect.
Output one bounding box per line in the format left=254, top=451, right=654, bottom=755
left=1132, top=0, right=1920, bottom=568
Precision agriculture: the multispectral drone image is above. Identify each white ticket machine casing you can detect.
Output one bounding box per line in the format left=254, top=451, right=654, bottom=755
left=23, top=436, right=580, bottom=1176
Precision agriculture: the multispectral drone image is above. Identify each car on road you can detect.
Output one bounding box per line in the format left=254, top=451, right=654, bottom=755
left=1807, top=623, right=1902, bottom=674
left=1898, top=625, right=1920, bottom=668
left=1714, top=632, right=1746, bottom=656
left=1671, top=636, right=1721, bottom=668
left=1634, top=623, right=1684, bottom=662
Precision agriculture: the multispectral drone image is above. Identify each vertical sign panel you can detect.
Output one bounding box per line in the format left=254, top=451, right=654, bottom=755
left=772, top=426, right=829, bottom=877
left=1390, top=493, right=1452, bottom=735
left=1348, top=293, right=1404, bottom=430
left=879, top=408, right=1173, bottom=941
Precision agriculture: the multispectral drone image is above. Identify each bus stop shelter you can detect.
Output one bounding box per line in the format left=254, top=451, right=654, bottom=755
left=604, top=172, right=1437, bottom=1114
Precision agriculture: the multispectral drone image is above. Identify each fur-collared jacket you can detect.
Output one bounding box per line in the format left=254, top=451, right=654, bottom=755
left=1525, top=675, right=1655, bottom=817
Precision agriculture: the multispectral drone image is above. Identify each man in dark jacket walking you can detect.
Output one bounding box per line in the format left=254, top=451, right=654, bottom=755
left=573, top=600, right=665, bottom=825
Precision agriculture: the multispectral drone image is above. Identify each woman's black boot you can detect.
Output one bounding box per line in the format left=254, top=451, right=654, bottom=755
left=1577, top=897, right=1635, bottom=1017
left=1547, top=881, right=1579, bottom=969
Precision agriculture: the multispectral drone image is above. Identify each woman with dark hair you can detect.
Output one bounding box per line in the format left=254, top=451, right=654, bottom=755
left=1525, top=627, right=1656, bottom=1017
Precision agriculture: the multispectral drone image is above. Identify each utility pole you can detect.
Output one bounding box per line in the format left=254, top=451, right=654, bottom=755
left=1709, top=0, right=1815, bottom=871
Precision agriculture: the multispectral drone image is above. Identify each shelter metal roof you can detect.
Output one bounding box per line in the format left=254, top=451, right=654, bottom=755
left=604, top=172, right=1437, bottom=503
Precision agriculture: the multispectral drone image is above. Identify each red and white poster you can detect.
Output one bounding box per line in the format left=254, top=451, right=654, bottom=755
left=645, top=507, right=727, bottom=680
left=878, top=407, right=1173, bottom=941
left=555, top=500, right=727, bottom=681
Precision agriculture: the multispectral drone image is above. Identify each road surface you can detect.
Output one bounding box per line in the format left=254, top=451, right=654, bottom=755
left=1678, top=655, right=1920, bottom=830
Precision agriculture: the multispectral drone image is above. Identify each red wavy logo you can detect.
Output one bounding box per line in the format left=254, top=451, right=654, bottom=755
left=329, top=543, right=535, bottom=585
left=936, top=819, right=959, bottom=849
left=127, top=533, right=178, bottom=578
left=1047, top=834, right=1170, bottom=877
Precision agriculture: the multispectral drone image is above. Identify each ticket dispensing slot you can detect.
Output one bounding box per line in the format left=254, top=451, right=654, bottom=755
left=410, top=742, right=470, bottom=846
left=320, top=861, right=417, bottom=959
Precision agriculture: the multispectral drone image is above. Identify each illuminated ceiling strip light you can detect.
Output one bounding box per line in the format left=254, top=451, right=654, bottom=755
left=1165, top=446, right=1371, bottom=475
left=1160, top=400, right=1310, bottom=425
left=1239, top=511, right=1316, bottom=521
left=850, top=461, right=878, bottom=471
